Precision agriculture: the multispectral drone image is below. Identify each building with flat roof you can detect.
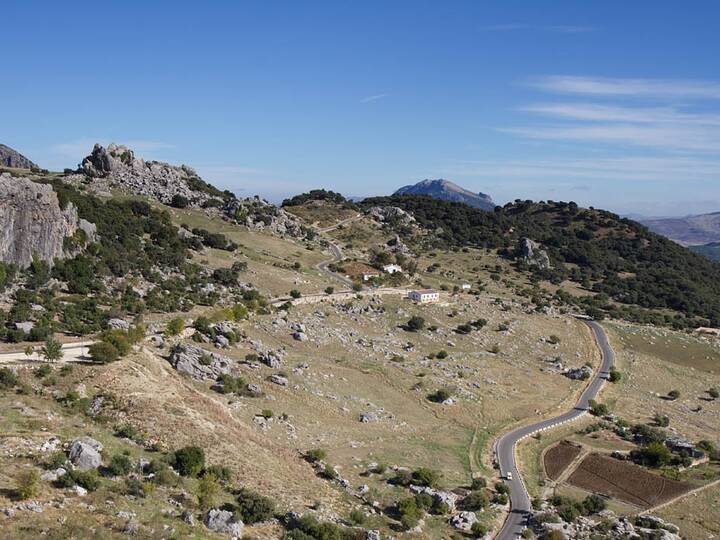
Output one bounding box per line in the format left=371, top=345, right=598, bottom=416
left=383, top=264, right=403, bottom=274
left=409, top=289, right=439, bottom=303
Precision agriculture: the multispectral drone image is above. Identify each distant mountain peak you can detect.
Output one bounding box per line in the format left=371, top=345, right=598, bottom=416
left=0, top=144, right=38, bottom=170
left=394, top=178, right=495, bottom=210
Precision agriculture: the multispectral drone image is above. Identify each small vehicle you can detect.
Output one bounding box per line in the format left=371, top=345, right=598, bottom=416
left=506, top=471, right=513, bottom=480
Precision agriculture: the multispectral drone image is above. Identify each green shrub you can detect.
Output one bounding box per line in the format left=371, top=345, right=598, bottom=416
left=349, top=508, right=365, bottom=525
left=165, top=317, right=185, bottom=336
left=470, top=476, right=487, bottom=490
left=461, top=490, right=488, bottom=510
left=34, top=364, right=52, bottom=378
left=107, top=454, right=133, bottom=476
left=428, top=388, right=453, bottom=403
left=57, top=469, right=100, bottom=491
left=304, top=449, right=326, bottom=463
left=471, top=522, right=488, bottom=536
left=172, top=446, right=205, bottom=477
left=235, top=487, right=276, bottom=523
left=115, top=424, right=140, bottom=440
left=0, top=367, right=18, bottom=389
left=411, top=467, right=440, bottom=488
left=16, top=470, right=40, bottom=500
left=88, top=341, right=120, bottom=363
left=196, top=473, right=220, bottom=512
left=405, top=316, right=425, bottom=331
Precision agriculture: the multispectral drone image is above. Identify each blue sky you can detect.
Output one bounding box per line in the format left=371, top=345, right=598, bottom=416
left=2, top=1, right=720, bottom=216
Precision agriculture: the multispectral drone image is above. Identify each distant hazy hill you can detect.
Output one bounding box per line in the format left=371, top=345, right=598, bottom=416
left=0, top=143, right=37, bottom=169
left=690, top=242, right=720, bottom=261
left=394, top=179, right=495, bottom=210
left=641, top=212, right=720, bottom=245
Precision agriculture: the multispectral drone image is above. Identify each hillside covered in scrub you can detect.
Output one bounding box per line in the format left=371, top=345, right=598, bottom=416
left=359, top=195, right=720, bottom=328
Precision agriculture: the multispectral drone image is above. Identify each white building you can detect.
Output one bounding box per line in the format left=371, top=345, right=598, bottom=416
left=409, top=289, right=440, bottom=303
left=461, top=283, right=471, bottom=290
left=383, top=264, right=403, bottom=274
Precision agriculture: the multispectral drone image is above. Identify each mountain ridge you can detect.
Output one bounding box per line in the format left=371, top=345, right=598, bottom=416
left=394, top=178, right=495, bottom=210
left=641, top=211, right=720, bottom=245
left=0, top=143, right=38, bottom=170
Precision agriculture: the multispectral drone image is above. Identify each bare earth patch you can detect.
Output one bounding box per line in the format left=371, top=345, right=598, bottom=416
left=544, top=440, right=583, bottom=481
left=567, top=453, right=692, bottom=508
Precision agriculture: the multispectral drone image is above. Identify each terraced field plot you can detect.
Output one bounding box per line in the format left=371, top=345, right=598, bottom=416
left=543, top=440, right=583, bottom=481
left=567, top=453, right=692, bottom=508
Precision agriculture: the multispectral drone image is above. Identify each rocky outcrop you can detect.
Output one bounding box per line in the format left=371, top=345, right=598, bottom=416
left=518, top=238, right=551, bottom=269
left=224, top=196, right=305, bottom=237
left=0, top=173, right=90, bottom=267
left=168, top=344, right=233, bottom=380
left=386, top=234, right=412, bottom=255
left=531, top=510, right=682, bottom=539
left=366, top=206, right=416, bottom=227
left=204, top=509, right=243, bottom=538
left=80, top=143, right=223, bottom=207
left=0, top=144, right=38, bottom=169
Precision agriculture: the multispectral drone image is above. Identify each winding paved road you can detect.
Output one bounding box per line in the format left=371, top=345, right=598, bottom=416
left=494, top=320, right=615, bottom=539
left=314, top=213, right=362, bottom=287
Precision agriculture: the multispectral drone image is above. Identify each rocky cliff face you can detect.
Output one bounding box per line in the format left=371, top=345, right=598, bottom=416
left=0, top=173, right=92, bottom=267
left=81, top=143, right=222, bottom=207
left=0, top=144, right=38, bottom=169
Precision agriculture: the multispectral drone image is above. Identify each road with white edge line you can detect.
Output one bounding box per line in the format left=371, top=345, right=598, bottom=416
left=494, top=320, right=615, bottom=539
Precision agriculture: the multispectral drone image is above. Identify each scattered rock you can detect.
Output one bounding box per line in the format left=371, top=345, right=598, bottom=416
left=204, top=509, right=244, bottom=538
left=449, top=511, right=477, bottom=531
left=269, top=374, right=289, bottom=386
left=68, top=437, right=103, bottom=471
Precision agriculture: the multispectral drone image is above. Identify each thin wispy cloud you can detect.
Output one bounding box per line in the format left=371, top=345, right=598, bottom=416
left=484, top=24, right=595, bottom=33
left=521, top=103, right=720, bottom=126
left=449, top=156, right=720, bottom=183
left=505, top=75, right=720, bottom=153
left=529, top=76, right=720, bottom=100
left=360, top=93, right=388, bottom=103
left=501, top=124, right=720, bottom=152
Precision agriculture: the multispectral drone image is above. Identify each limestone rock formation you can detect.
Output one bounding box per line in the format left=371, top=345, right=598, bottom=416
left=204, top=509, right=244, bottom=538
left=0, top=144, right=38, bottom=169
left=224, top=196, right=305, bottom=237
left=0, top=173, right=91, bottom=267
left=366, top=206, right=416, bottom=226
left=168, top=344, right=233, bottom=380
left=518, top=238, right=551, bottom=269
left=68, top=437, right=104, bottom=471
left=80, top=143, right=222, bottom=207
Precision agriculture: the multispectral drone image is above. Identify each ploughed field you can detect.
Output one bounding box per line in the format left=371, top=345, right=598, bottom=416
left=566, top=453, right=692, bottom=508
left=543, top=440, right=583, bottom=481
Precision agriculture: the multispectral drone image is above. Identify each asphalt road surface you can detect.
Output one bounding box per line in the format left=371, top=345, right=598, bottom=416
left=315, top=214, right=362, bottom=287
left=0, top=341, right=95, bottom=365
left=494, top=320, right=615, bottom=539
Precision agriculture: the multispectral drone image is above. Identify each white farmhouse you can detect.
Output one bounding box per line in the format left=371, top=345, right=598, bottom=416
left=409, top=289, right=439, bottom=303
left=383, top=264, right=403, bottom=274
left=461, top=283, right=471, bottom=290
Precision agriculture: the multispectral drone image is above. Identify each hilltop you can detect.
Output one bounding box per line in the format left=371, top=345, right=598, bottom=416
left=394, top=179, right=495, bottom=210
left=0, top=143, right=38, bottom=169
left=359, top=195, right=720, bottom=328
